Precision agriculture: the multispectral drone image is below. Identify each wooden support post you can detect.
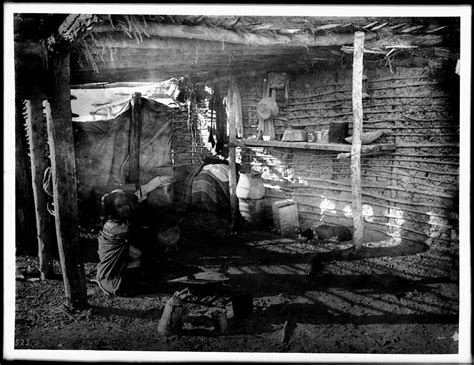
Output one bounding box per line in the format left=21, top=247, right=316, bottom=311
left=227, top=78, right=239, bottom=232
left=351, top=31, right=365, bottom=249
left=127, top=92, right=142, bottom=184
left=24, top=99, right=55, bottom=279
left=45, top=51, right=87, bottom=309
left=213, top=84, right=227, bottom=156
left=15, top=100, right=37, bottom=255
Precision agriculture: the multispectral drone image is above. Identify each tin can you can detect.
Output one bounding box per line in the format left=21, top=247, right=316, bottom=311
left=321, top=129, right=329, bottom=143
left=315, top=131, right=322, bottom=143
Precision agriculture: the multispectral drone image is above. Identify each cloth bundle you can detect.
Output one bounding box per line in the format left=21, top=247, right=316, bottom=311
left=191, top=163, right=231, bottom=214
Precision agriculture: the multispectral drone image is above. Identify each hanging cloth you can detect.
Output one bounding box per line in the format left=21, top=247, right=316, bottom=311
left=257, top=77, right=268, bottom=140
left=263, top=90, right=276, bottom=140
left=225, top=78, right=244, bottom=138
left=257, top=77, right=277, bottom=140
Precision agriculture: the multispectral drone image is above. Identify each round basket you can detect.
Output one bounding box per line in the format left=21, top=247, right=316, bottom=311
left=257, top=97, right=279, bottom=120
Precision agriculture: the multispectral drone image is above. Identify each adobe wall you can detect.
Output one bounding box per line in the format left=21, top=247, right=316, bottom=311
left=236, top=57, right=459, bottom=275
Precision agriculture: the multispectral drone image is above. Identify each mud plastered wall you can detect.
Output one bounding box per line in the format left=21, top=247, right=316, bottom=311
left=238, top=58, right=459, bottom=275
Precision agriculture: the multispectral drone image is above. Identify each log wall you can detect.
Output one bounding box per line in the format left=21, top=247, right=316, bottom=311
left=237, top=58, right=459, bottom=272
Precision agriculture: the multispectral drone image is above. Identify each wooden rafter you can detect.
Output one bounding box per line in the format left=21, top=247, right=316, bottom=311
left=90, top=23, right=378, bottom=47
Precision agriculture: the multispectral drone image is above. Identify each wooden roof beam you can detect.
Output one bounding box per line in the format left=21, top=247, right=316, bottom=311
left=91, top=23, right=377, bottom=47
left=366, top=34, right=452, bottom=48
left=71, top=62, right=299, bottom=85
left=75, top=52, right=316, bottom=70
left=85, top=35, right=351, bottom=58
left=82, top=46, right=324, bottom=59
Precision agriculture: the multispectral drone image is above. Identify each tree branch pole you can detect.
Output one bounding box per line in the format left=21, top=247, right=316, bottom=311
left=45, top=51, right=87, bottom=309
left=351, top=31, right=365, bottom=249
left=227, top=78, right=240, bottom=233
left=24, top=99, right=55, bottom=279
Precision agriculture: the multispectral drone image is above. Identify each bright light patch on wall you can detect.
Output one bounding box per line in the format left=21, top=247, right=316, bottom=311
left=426, top=211, right=449, bottom=240
left=386, top=207, right=405, bottom=245
left=320, top=197, right=336, bottom=219
left=343, top=204, right=353, bottom=218
left=343, top=204, right=374, bottom=222
left=388, top=207, right=405, bottom=224
left=251, top=150, right=285, bottom=181
left=362, top=204, right=375, bottom=222
left=296, top=178, right=309, bottom=186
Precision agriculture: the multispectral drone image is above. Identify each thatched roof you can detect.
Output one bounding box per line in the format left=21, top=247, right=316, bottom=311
left=14, top=13, right=460, bottom=90
left=62, top=14, right=460, bottom=39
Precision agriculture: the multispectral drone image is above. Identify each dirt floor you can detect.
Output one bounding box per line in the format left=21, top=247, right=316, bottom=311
left=14, top=211, right=459, bottom=356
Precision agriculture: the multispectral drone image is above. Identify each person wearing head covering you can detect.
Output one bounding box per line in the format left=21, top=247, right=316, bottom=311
left=96, top=189, right=142, bottom=296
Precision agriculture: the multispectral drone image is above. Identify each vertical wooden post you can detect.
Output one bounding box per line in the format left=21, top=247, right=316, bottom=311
left=351, top=31, right=365, bottom=249
left=127, top=92, right=142, bottom=184
left=45, top=51, right=87, bottom=309
left=227, top=78, right=239, bottom=232
left=15, top=100, right=37, bottom=254
left=24, top=99, right=55, bottom=279
left=214, top=84, right=227, bottom=156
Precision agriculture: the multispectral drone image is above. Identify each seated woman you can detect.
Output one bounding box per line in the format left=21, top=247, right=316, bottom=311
left=96, top=189, right=142, bottom=296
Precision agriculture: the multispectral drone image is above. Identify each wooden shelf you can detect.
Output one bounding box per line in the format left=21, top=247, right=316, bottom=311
left=234, top=139, right=396, bottom=155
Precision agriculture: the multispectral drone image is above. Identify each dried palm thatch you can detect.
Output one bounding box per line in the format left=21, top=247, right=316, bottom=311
left=71, top=14, right=459, bottom=46
left=55, top=14, right=460, bottom=84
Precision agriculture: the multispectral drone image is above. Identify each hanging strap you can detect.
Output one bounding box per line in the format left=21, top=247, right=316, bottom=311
left=127, top=93, right=142, bottom=185
left=208, top=95, right=216, bottom=148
